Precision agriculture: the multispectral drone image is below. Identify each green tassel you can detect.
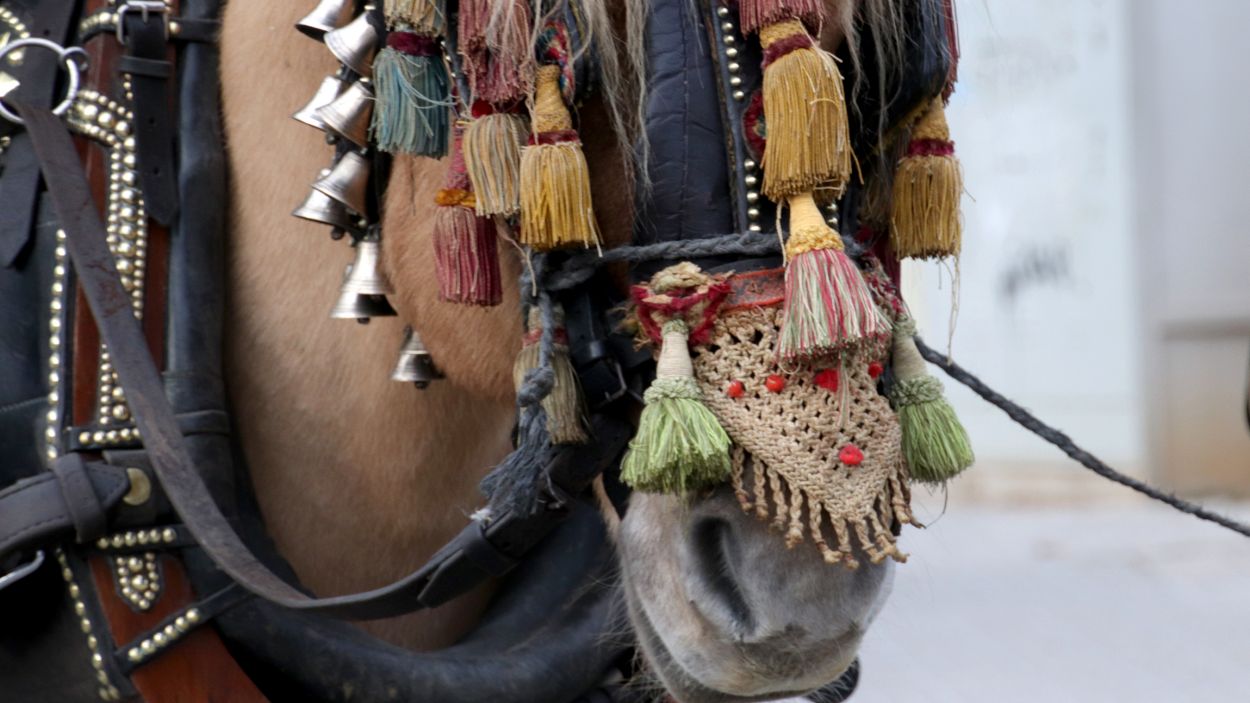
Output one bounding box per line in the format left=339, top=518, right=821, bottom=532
left=371, top=45, right=452, bottom=157
left=894, top=376, right=974, bottom=483
left=621, top=319, right=731, bottom=493
left=890, top=318, right=974, bottom=483
left=621, top=376, right=731, bottom=493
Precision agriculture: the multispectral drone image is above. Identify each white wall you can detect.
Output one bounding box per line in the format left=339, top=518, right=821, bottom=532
left=904, top=0, right=1147, bottom=488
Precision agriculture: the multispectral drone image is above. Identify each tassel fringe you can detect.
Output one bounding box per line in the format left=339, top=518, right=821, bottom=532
left=891, top=98, right=963, bottom=259
left=622, top=318, right=731, bottom=493
left=759, top=20, right=852, bottom=200
left=464, top=112, right=526, bottom=216
left=519, top=141, right=599, bottom=250
left=734, top=447, right=912, bottom=568
left=513, top=313, right=589, bottom=445
left=432, top=203, right=502, bottom=306
left=383, top=0, right=445, bottom=35
left=890, top=318, right=974, bottom=483
left=519, top=65, right=599, bottom=251
left=371, top=42, right=452, bottom=157
left=779, top=194, right=890, bottom=360
left=739, top=0, right=823, bottom=35
left=621, top=376, right=732, bottom=493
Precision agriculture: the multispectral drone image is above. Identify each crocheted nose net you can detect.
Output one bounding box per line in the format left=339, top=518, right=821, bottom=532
left=691, top=304, right=912, bottom=568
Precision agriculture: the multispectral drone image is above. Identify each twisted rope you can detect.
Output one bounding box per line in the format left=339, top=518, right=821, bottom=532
left=915, top=338, right=1250, bottom=539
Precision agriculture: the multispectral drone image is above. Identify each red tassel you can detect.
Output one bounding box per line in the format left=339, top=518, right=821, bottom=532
left=459, top=0, right=534, bottom=106
left=739, top=0, right=823, bottom=37
left=433, top=204, right=502, bottom=306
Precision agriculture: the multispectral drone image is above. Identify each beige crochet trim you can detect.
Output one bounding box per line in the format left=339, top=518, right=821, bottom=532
left=692, top=306, right=913, bottom=568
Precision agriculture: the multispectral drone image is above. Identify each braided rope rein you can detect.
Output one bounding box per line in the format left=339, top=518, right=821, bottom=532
left=493, top=233, right=1250, bottom=539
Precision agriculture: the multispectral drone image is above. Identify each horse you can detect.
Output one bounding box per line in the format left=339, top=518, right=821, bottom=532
left=0, top=0, right=940, bottom=695
left=219, top=1, right=912, bottom=700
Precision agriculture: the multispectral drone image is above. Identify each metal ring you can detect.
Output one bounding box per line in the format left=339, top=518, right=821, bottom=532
left=0, top=38, right=87, bottom=125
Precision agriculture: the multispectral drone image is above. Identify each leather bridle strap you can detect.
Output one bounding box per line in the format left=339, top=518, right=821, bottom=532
left=18, top=101, right=629, bottom=620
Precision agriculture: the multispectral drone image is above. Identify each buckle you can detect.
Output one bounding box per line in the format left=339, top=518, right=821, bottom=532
left=116, top=1, right=171, bottom=44
left=0, top=550, right=45, bottom=593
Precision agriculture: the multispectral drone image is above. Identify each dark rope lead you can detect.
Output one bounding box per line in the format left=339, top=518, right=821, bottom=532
left=916, top=338, right=1250, bottom=539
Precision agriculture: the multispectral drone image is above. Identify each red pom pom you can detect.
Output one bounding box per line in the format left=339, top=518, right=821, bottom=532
left=765, top=374, right=786, bottom=393
left=726, top=380, right=746, bottom=399
left=868, top=361, right=884, bottom=379
left=814, top=369, right=839, bottom=392
left=839, top=444, right=864, bottom=466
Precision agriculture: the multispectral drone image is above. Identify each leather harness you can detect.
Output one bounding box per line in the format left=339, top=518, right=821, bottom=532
left=0, top=0, right=948, bottom=700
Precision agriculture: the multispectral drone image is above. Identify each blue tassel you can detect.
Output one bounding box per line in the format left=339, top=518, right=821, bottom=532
left=371, top=41, right=452, bottom=157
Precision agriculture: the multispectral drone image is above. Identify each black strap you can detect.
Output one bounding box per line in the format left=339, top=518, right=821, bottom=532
left=0, top=460, right=130, bottom=556
left=80, top=15, right=221, bottom=45
left=114, top=582, right=249, bottom=674
left=0, top=1, right=78, bottom=267
left=17, top=99, right=628, bottom=620
left=121, top=9, right=179, bottom=224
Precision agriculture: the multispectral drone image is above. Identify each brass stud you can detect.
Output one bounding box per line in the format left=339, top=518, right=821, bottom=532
left=725, top=47, right=738, bottom=58
left=748, top=207, right=760, bottom=219
left=162, top=528, right=176, bottom=543
left=140, top=639, right=155, bottom=655
left=732, top=90, right=745, bottom=101
left=749, top=224, right=762, bottom=232
left=717, top=6, right=729, bottom=17
left=744, top=175, right=758, bottom=187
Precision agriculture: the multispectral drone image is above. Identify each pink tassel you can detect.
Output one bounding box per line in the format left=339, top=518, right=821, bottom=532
left=460, top=0, right=533, bottom=106
left=433, top=207, right=502, bottom=306
left=432, top=123, right=502, bottom=306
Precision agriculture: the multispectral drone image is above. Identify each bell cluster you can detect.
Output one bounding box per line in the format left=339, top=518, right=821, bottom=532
left=292, top=0, right=442, bottom=388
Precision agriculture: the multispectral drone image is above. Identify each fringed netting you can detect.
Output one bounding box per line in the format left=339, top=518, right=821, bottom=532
left=692, top=306, right=912, bottom=568
left=733, top=447, right=911, bottom=568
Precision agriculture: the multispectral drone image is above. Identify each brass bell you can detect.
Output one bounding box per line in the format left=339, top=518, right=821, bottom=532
left=295, top=0, right=353, bottom=39
left=311, top=150, right=370, bottom=215
left=292, top=182, right=355, bottom=230
left=324, top=10, right=379, bottom=78
left=315, top=79, right=373, bottom=148
left=391, top=327, right=443, bottom=388
left=292, top=75, right=346, bottom=131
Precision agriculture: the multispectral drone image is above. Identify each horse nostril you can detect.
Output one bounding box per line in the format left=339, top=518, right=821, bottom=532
left=690, top=517, right=756, bottom=634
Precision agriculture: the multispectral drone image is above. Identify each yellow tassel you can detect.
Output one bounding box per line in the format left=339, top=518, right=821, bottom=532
left=759, top=19, right=852, bottom=201
left=519, top=65, right=600, bottom=251
left=513, top=308, right=589, bottom=445
left=383, top=0, right=444, bottom=35
left=463, top=112, right=526, bottom=216
left=890, top=98, right=963, bottom=259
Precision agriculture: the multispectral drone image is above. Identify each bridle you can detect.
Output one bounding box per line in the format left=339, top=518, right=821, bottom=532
left=7, top=1, right=1248, bottom=701
left=1, top=0, right=927, bottom=699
